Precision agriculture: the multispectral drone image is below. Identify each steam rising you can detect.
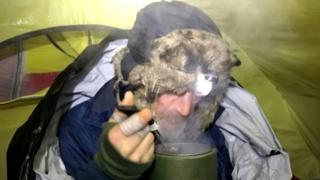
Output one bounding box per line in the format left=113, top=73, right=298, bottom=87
left=153, top=102, right=214, bottom=155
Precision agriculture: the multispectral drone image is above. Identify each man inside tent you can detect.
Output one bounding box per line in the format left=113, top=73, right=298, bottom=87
left=31, top=1, right=292, bottom=180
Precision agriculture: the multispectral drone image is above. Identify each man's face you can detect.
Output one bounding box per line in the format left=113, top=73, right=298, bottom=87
left=114, top=29, right=237, bottom=140
left=152, top=91, right=200, bottom=140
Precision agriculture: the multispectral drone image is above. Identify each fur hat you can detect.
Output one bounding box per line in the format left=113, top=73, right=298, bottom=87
left=113, top=1, right=240, bottom=130
left=120, top=1, right=222, bottom=80
left=113, top=29, right=240, bottom=130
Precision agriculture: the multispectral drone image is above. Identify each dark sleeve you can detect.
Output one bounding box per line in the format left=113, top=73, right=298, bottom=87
left=58, top=79, right=117, bottom=179
left=83, top=160, right=114, bottom=180
left=58, top=99, right=116, bottom=179
left=94, top=123, right=153, bottom=180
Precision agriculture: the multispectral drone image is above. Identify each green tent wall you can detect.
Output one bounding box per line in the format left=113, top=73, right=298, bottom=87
left=0, top=0, right=319, bottom=179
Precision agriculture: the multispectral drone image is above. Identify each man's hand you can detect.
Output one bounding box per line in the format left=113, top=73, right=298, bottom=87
left=108, top=91, right=155, bottom=164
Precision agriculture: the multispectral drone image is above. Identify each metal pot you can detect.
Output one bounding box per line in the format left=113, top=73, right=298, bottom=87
left=144, top=142, right=217, bottom=180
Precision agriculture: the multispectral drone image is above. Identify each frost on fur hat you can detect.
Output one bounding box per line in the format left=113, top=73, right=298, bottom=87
left=113, top=29, right=240, bottom=129
left=120, top=1, right=222, bottom=81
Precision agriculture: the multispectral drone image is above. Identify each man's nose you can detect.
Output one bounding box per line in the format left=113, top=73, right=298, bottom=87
left=171, top=92, right=193, bottom=117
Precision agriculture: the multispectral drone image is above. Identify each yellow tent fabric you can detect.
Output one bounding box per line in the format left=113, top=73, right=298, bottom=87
left=0, top=0, right=319, bottom=179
